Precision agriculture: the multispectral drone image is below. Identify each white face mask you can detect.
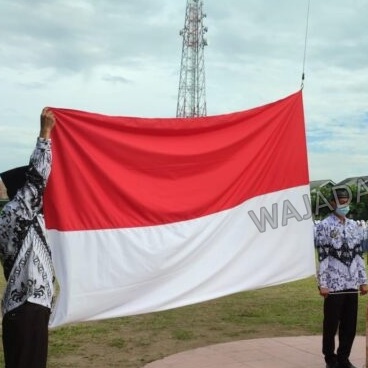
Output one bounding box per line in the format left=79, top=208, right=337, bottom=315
left=335, top=205, right=350, bottom=217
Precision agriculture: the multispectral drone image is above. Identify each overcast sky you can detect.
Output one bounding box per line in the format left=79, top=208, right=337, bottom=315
left=1, top=0, right=367, bottom=183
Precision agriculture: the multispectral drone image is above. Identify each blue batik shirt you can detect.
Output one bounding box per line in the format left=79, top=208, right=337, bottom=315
left=315, top=213, right=367, bottom=292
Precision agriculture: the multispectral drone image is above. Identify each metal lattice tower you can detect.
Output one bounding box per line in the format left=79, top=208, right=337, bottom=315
left=176, top=0, right=208, bottom=118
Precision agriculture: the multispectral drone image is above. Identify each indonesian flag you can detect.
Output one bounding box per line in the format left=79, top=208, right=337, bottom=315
left=45, top=90, right=315, bottom=327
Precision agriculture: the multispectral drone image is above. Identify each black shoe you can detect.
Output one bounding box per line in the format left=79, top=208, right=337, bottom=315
left=337, top=360, right=358, bottom=368
left=326, top=361, right=338, bottom=368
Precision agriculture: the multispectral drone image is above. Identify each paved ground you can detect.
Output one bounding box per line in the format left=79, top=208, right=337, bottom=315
left=143, top=335, right=366, bottom=368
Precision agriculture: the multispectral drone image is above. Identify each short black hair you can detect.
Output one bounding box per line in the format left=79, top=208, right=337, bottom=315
left=329, top=187, right=351, bottom=202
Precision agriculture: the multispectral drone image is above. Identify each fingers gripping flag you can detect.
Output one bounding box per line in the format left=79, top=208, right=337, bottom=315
left=44, top=90, right=315, bottom=327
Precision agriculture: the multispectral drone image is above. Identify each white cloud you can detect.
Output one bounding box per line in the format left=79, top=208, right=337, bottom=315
left=1, top=0, right=367, bottom=182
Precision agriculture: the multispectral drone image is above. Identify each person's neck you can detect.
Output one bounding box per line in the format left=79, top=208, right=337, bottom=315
left=333, top=211, right=346, bottom=223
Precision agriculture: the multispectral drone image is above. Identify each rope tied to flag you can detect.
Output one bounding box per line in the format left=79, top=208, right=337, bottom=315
left=301, top=0, right=311, bottom=89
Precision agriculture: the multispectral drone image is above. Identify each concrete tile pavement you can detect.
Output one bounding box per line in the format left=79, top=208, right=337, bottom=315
left=143, top=336, right=366, bottom=368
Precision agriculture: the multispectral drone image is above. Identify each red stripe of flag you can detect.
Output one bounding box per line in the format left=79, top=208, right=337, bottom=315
left=44, top=90, right=308, bottom=231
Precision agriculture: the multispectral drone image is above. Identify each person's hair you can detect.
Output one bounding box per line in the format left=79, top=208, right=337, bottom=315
left=0, top=166, right=28, bottom=201
left=329, top=187, right=350, bottom=202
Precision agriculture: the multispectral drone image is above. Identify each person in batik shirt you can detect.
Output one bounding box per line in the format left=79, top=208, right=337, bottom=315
left=315, top=187, right=368, bottom=368
left=0, top=108, right=56, bottom=368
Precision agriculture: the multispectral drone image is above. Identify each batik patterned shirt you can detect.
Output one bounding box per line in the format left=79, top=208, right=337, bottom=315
left=315, top=213, right=367, bottom=292
left=0, top=138, right=54, bottom=315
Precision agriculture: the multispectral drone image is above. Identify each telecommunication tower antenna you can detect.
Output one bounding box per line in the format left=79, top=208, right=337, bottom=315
left=176, top=0, right=208, bottom=118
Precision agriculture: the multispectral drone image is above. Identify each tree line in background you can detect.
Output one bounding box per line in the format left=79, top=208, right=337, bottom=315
left=311, top=184, right=368, bottom=221
left=0, top=200, right=7, bottom=212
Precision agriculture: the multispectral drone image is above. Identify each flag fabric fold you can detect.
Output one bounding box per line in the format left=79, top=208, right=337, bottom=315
left=44, top=90, right=315, bottom=327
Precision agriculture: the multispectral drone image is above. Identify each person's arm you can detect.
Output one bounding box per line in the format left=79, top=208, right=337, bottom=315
left=27, top=108, right=56, bottom=189
left=356, top=246, right=368, bottom=296
left=9, top=108, right=56, bottom=217
left=350, top=221, right=368, bottom=294
left=315, top=222, right=330, bottom=297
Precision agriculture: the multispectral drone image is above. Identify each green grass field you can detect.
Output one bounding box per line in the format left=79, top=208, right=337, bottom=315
left=1, top=275, right=366, bottom=367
